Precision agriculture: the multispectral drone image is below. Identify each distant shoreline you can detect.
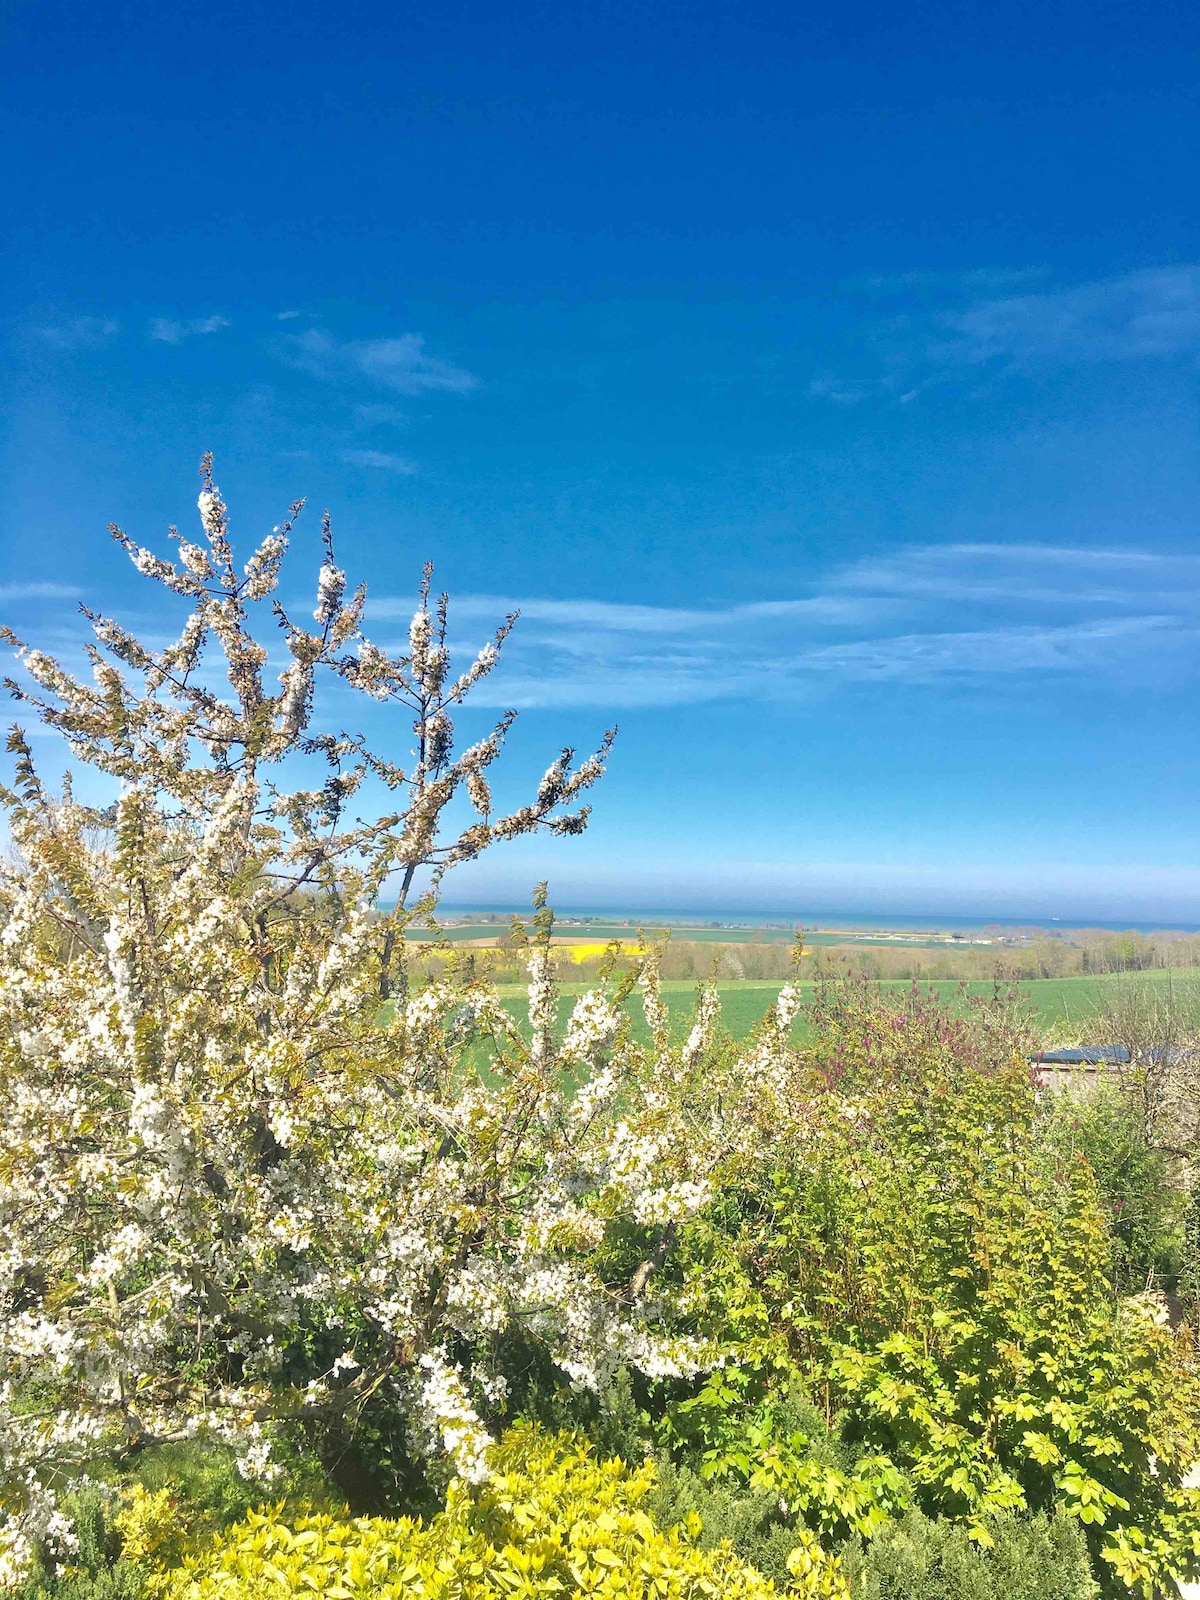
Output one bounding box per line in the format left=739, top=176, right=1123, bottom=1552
left=428, top=904, right=1200, bottom=937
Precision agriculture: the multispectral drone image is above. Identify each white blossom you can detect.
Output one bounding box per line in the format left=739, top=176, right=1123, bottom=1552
left=682, top=981, right=719, bottom=1065
left=197, top=487, right=226, bottom=540
left=415, top=1353, right=493, bottom=1485
left=314, top=563, right=346, bottom=625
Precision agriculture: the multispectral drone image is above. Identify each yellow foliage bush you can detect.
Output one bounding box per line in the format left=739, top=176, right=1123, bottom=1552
left=113, top=1485, right=180, bottom=1561
left=156, top=1426, right=847, bottom=1600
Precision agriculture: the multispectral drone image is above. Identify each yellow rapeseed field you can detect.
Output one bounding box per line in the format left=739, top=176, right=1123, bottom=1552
left=556, top=941, right=651, bottom=963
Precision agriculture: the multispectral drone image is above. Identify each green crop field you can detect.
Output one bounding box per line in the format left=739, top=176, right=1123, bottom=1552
left=473, top=968, right=1194, bottom=1045
left=380, top=968, right=1198, bottom=1046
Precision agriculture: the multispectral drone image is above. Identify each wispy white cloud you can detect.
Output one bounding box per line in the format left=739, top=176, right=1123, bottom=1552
left=282, top=329, right=477, bottom=394
left=362, top=541, right=1200, bottom=709
left=789, top=614, right=1175, bottom=683
left=456, top=618, right=1181, bottom=709
left=31, top=317, right=119, bottom=350
left=369, top=593, right=877, bottom=632
left=810, top=265, right=1200, bottom=405
left=830, top=543, right=1200, bottom=606
left=352, top=402, right=409, bottom=426
left=149, top=314, right=230, bottom=344
left=808, top=376, right=905, bottom=406
left=339, top=448, right=418, bottom=473
left=939, top=267, right=1200, bottom=366
left=0, top=582, right=84, bottom=601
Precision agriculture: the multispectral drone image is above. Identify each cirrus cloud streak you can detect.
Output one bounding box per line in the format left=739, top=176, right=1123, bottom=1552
left=365, top=542, right=1199, bottom=708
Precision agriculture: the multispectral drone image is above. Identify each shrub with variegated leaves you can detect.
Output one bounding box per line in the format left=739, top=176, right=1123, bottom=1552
left=154, top=1425, right=850, bottom=1600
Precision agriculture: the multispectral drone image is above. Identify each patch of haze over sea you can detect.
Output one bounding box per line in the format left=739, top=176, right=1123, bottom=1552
left=433, top=906, right=1200, bottom=935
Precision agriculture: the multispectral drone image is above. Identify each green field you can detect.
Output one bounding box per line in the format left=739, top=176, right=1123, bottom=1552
left=382, top=969, right=1196, bottom=1046
left=486, top=969, right=1197, bottom=1045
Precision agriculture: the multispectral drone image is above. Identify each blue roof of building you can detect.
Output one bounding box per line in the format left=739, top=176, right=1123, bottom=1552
left=1031, top=1046, right=1129, bottom=1064
left=1030, top=1046, right=1200, bottom=1065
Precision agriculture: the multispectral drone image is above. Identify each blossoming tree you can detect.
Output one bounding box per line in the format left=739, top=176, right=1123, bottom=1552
left=0, top=463, right=783, bottom=1580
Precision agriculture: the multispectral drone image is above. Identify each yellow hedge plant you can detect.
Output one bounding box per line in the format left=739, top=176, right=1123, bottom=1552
left=155, top=1426, right=847, bottom=1600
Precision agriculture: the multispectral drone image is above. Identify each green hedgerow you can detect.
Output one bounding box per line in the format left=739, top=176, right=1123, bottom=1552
left=838, top=1507, right=1097, bottom=1600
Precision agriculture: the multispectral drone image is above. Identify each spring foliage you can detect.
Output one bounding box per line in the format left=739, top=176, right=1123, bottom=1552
left=657, top=981, right=1200, bottom=1595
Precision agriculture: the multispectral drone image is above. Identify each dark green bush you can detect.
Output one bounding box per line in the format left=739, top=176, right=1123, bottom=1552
left=647, top=1457, right=802, bottom=1587
left=1179, top=1185, right=1200, bottom=1326
left=839, top=1508, right=1097, bottom=1600
left=1039, top=1086, right=1183, bottom=1294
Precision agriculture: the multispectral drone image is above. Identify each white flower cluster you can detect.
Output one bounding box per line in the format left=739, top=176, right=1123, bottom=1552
left=197, top=487, right=226, bottom=540
left=415, top=1353, right=493, bottom=1485
left=682, top=981, right=720, bottom=1066
left=562, top=990, right=621, bottom=1066
left=774, top=983, right=801, bottom=1030
left=314, top=562, right=346, bottom=626
left=0, top=1479, right=78, bottom=1589
left=527, top=947, right=557, bottom=1065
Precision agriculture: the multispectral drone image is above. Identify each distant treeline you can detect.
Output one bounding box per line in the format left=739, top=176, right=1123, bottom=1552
left=803, top=927, right=1191, bottom=982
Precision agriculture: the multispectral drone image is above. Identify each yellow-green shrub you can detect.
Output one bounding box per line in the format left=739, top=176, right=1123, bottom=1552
left=156, top=1425, right=848, bottom=1600
left=113, top=1486, right=179, bottom=1561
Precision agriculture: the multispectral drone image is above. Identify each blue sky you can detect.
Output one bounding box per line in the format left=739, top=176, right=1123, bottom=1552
left=3, top=0, right=1200, bottom=920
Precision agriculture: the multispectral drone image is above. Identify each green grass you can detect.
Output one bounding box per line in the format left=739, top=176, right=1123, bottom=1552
left=383, top=969, right=1198, bottom=1048
left=487, top=970, right=1195, bottom=1046
left=489, top=979, right=791, bottom=1044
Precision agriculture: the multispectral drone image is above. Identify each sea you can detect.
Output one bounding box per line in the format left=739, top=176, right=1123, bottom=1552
left=436, top=905, right=1200, bottom=936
